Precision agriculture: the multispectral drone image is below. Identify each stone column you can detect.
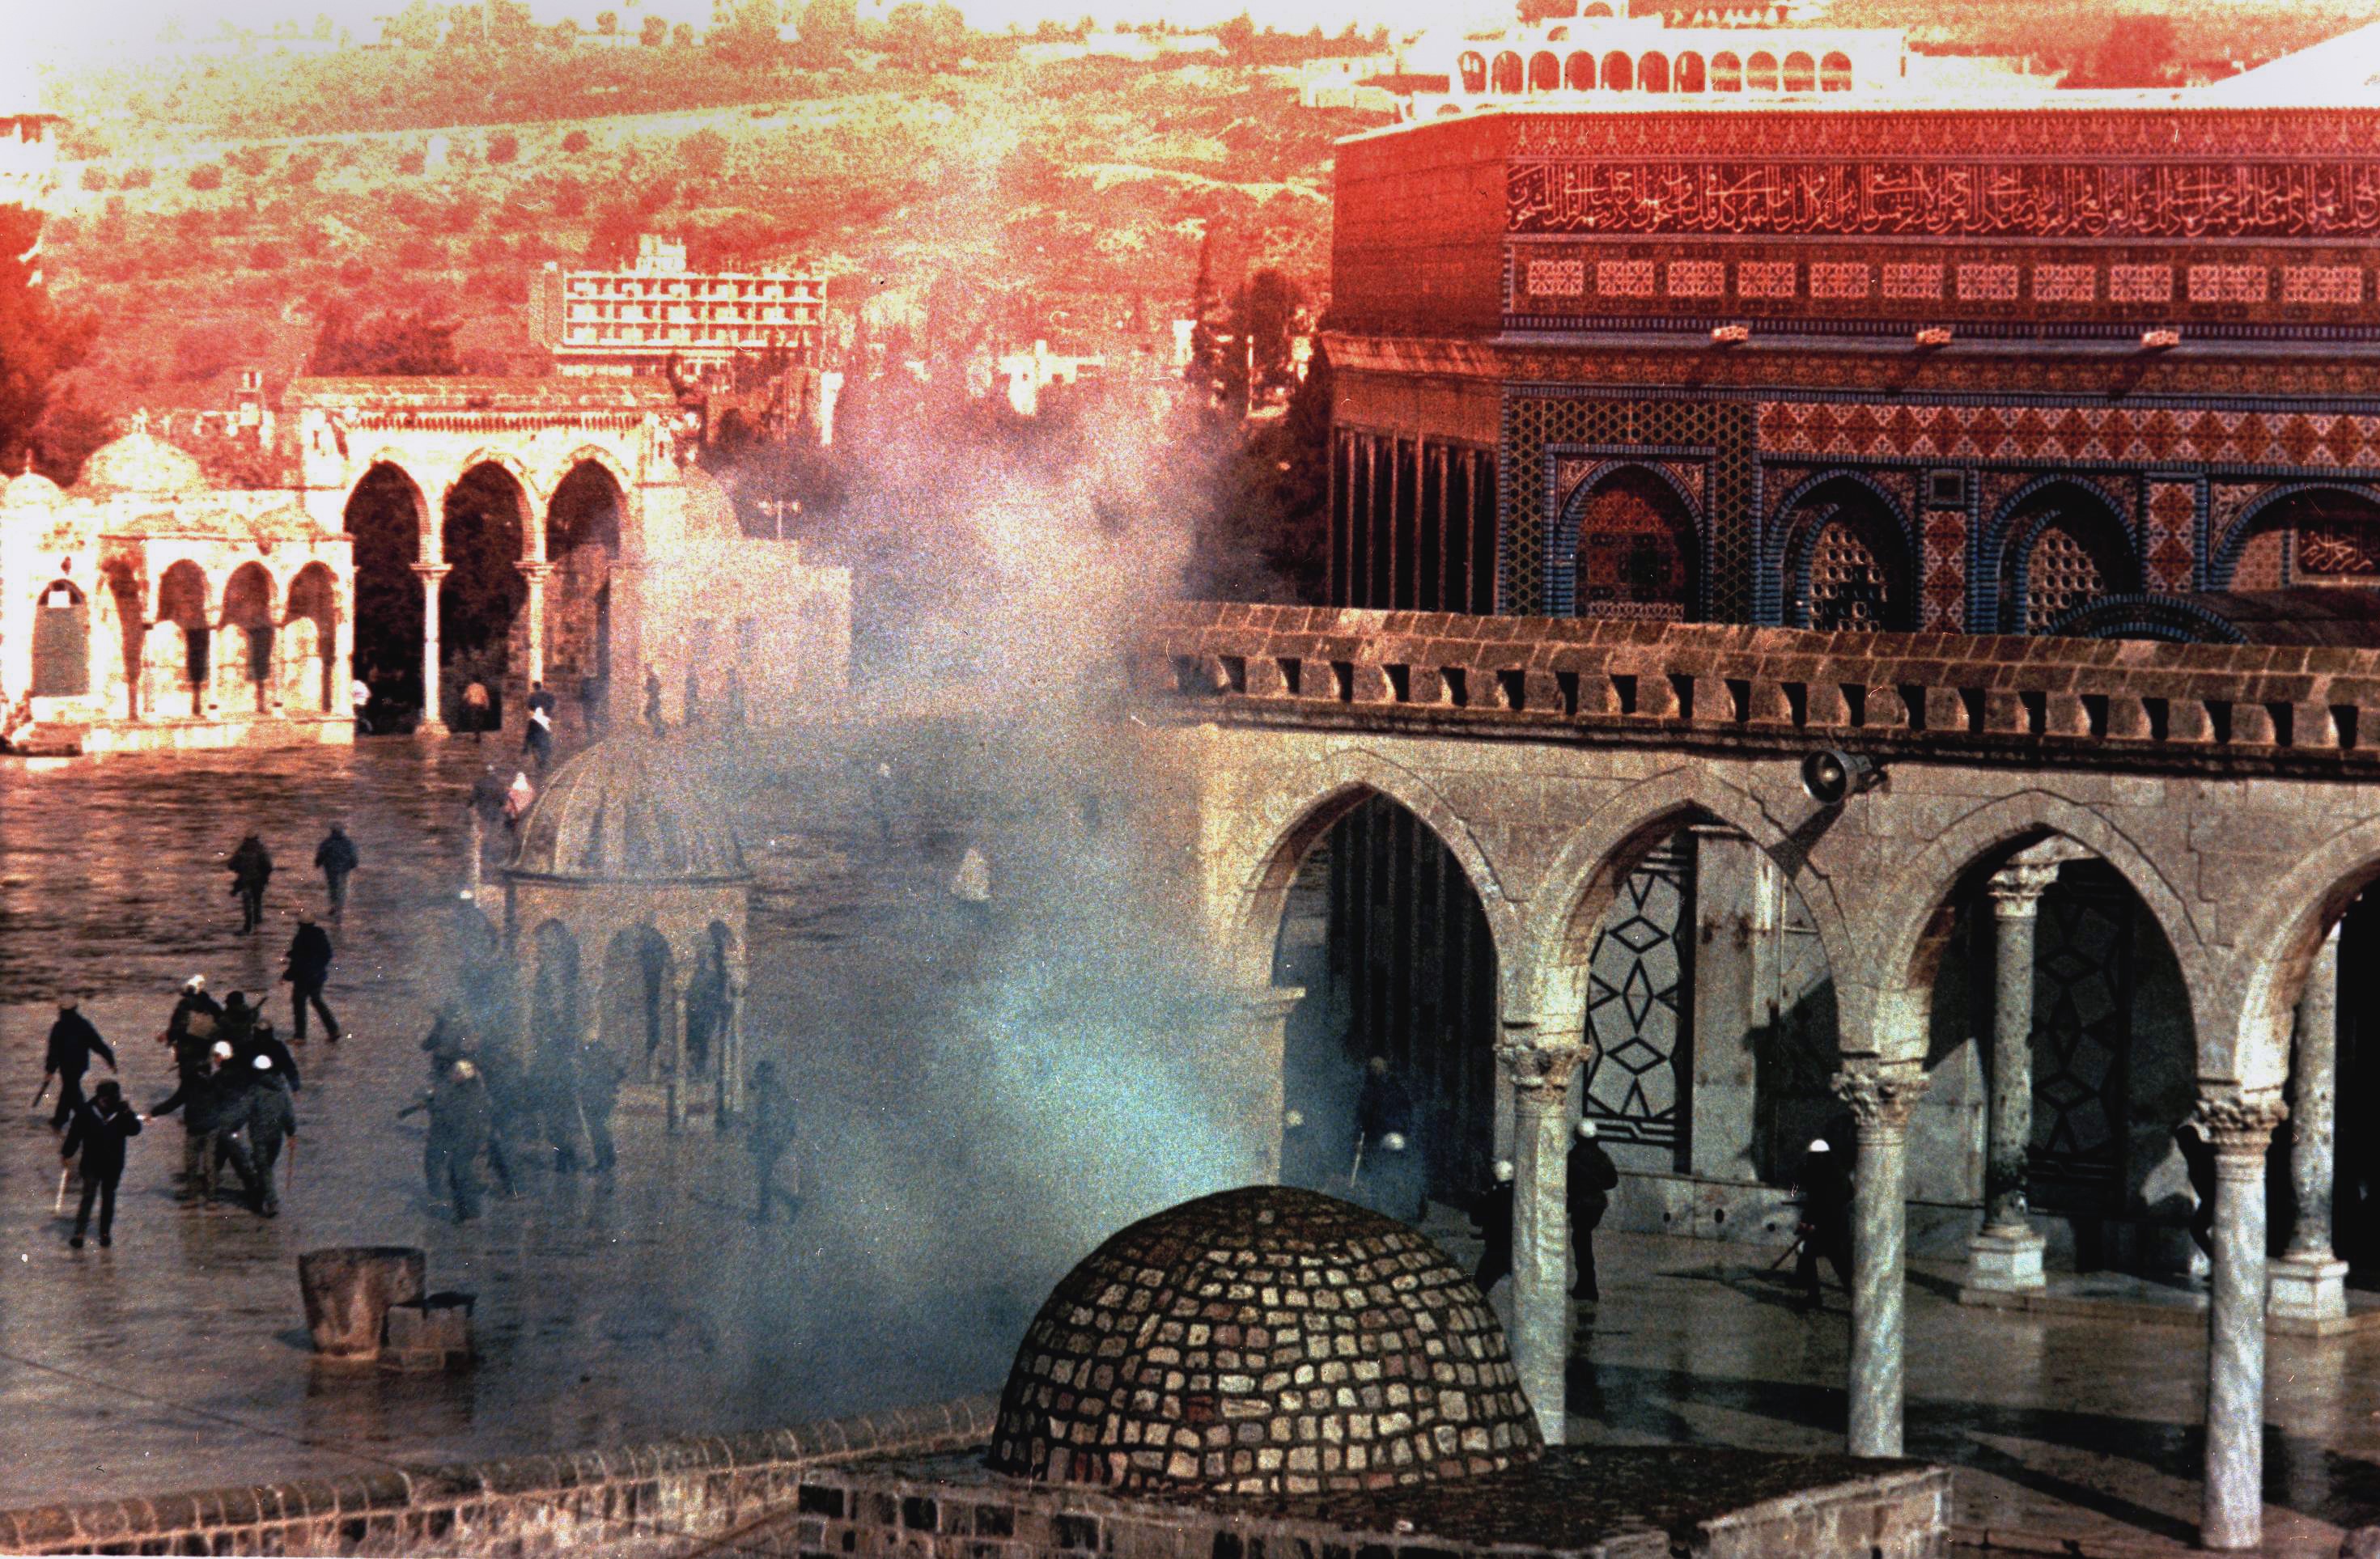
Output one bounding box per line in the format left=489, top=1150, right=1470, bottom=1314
left=465, top=809, right=485, bottom=900
left=1967, top=858, right=2059, bottom=1293
left=1233, top=987, right=1304, bottom=1184
left=1835, top=1060, right=1930, bottom=1459
left=519, top=561, right=553, bottom=691
left=1687, top=826, right=1780, bottom=1184
left=2272, top=924, right=2347, bottom=1323
left=2197, top=1091, right=2287, bottom=1551
left=1499, top=1019, right=1585, bottom=1445
left=412, top=563, right=451, bottom=735
left=719, top=964, right=748, bottom=1125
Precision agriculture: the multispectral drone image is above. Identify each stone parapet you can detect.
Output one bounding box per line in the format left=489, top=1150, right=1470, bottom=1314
left=1144, top=602, right=2380, bottom=775
left=0, top=1396, right=998, bottom=1557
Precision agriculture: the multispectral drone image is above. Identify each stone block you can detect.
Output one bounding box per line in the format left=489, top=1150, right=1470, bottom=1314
left=1962, top=1229, right=2047, bottom=1294
left=2267, top=1255, right=2348, bottom=1321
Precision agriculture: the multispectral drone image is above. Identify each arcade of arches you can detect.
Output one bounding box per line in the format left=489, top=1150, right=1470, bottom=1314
left=1156, top=599, right=2380, bottom=1548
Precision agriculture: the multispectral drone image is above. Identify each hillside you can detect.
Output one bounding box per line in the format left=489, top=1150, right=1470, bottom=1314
left=39, top=48, right=1368, bottom=416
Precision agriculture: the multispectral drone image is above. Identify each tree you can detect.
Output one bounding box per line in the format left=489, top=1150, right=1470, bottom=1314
left=640, top=14, right=668, bottom=45
left=189, top=163, right=224, bottom=191
left=2076, top=15, right=2180, bottom=86
left=797, top=0, right=859, bottom=52
left=711, top=0, right=783, bottom=65
left=487, top=130, right=520, bottom=163
left=562, top=129, right=592, bottom=154
left=0, top=205, right=100, bottom=476
left=384, top=0, right=442, bottom=46
left=678, top=129, right=729, bottom=180
left=881, top=0, right=966, bottom=68
left=672, top=21, right=695, bottom=45
left=1215, top=11, right=1257, bottom=62
left=312, top=302, right=465, bottom=375
left=1236, top=268, right=1300, bottom=400
left=596, top=8, right=617, bottom=32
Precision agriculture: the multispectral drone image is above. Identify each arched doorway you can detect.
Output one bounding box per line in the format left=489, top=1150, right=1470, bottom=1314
left=1675, top=51, right=1707, bottom=91
left=443, top=462, right=532, bottom=730
left=528, top=920, right=583, bottom=1050
left=30, top=578, right=89, bottom=697
left=1820, top=50, right=1853, bottom=91
left=155, top=561, right=211, bottom=718
left=1491, top=51, right=1523, bottom=92
left=1529, top=50, right=1559, bottom=91
left=1457, top=51, right=1487, bottom=91
left=1711, top=51, right=1743, bottom=91
left=344, top=462, right=428, bottom=727
left=284, top=562, right=340, bottom=713
left=545, top=460, right=624, bottom=722
left=2000, top=485, right=2138, bottom=633
left=600, top=925, right=678, bottom=1083
left=1601, top=50, right=1632, bottom=91
left=1783, top=480, right=1914, bottom=631
left=1565, top=51, right=1595, bottom=89
left=2216, top=485, right=2380, bottom=591
left=1270, top=792, right=1499, bottom=1214
left=1747, top=51, right=1780, bottom=91
left=1563, top=468, right=1699, bottom=621
left=220, top=561, right=276, bottom=713
left=1782, top=50, right=1817, bottom=91
left=1639, top=52, right=1669, bottom=91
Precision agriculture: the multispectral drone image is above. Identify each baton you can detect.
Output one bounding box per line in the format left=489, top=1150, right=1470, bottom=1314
left=1347, top=1136, right=1365, bottom=1189
left=1768, top=1237, right=1805, bottom=1273
left=53, top=1166, right=70, bottom=1216
left=32, top=1074, right=51, bottom=1109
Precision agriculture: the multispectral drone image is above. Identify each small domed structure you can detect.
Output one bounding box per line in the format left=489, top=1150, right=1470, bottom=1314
left=77, top=432, right=207, bottom=498
left=511, top=735, right=746, bottom=882
left=1, top=468, right=63, bottom=511
left=990, top=1185, right=1541, bottom=1498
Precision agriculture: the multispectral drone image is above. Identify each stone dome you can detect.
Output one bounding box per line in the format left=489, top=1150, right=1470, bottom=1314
left=989, top=1185, right=1542, bottom=1498
left=1, top=470, right=63, bottom=512
left=508, top=736, right=748, bottom=883
left=78, top=432, right=207, bottom=497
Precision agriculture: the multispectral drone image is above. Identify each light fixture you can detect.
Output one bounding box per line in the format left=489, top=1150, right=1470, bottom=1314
left=1915, top=326, right=1953, bottom=348
left=2140, top=328, right=2181, bottom=350
left=1711, top=323, right=1751, bottom=345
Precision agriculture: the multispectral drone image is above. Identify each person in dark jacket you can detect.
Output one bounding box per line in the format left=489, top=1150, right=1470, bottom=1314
left=281, top=916, right=342, bottom=1043
left=44, top=999, right=117, bottom=1130
left=166, top=974, right=221, bottom=1049
left=643, top=664, right=664, bottom=734
left=149, top=1041, right=257, bottom=1206
left=532, top=1040, right=586, bottom=1173
left=1569, top=1121, right=1621, bottom=1302
left=1353, top=1056, right=1424, bottom=1221
left=161, top=981, right=221, bottom=1187
left=1470, top=1159, right=1517, bottom=1294
left=579, top=1041, right=625, bottom=1174
left=227, top=834, right=273, bottom=933
left=405, top=1055, right=491, bottom=1222
left=1793, top=1137, right=1855, bottom=1311
left=222, top=1015, right=299, bottom=1217
left=2178, top=1119, right=2219, bottom=1264
left=61, top=1081, right=142, bottom=1248
left=313, top=824, right=358, bottom=922
left=745, top=1060, right=800, bottom=1223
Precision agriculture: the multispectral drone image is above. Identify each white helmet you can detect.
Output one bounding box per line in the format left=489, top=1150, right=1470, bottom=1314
left=1382, top=1132, right=1409, bottom=1152
left=211, top=1041, right=235, bottom=1061
left=1493, top=1159, right=1515, bottom=1183
left=1808, top=1137, right=1832, bottom=1154
left=1576, top=1120, right=1598, bottom=1140
left=185, top=974, right=206, bottom=993
left=252, top=1054, right=274, bottom=1071
left=1283, top=1108, right=1305, bottom=1129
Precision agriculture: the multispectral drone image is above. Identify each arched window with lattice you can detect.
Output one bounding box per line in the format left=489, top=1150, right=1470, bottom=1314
left=2002, top=488, right=2138, bottom=634
left=1564, top=468, right=1699, bottom=622
left=1787, top=488, right=1910, bottom=631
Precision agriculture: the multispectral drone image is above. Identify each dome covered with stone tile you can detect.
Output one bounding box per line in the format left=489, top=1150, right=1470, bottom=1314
left=990, top=1185, right=1541, bottom=1498
left=508, top=735, right=748, bottom=883
left=77, top=432, right=208, bottom=497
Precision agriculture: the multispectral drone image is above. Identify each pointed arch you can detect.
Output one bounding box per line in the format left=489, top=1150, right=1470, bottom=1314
left=2221, top=811, right=2380, bottom=1092
left=1773, top=471, right=1917, bottom=631
left=1529, top=50, right=1560, bottom=91
left=1990, top=477, right=2140, bottom=634
left=1549, top=461, right=1703, bottom=621
left=2208, top=481, right=2380, bottom=591
left=1601, top=50, right=1632, bottom=90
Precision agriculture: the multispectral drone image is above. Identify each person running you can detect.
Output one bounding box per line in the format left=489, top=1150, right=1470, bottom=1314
left=148, top=1041, right=258, bottom=1209
left=1793, top=1137, right=1854, bottom=1311
left=44, top=999, right=117, bottom=1131
left=313, top=824, right=358, bottom=922
left=1470, top=1159, right=1517, bottom=1294
left=1569, top=1121, right=1621, bottom=1303
left=61, top=1081, right=142, bottom=1250
left=281, top=916, right=342, bottom=1044
left=460, top=680, right=491, bottom=743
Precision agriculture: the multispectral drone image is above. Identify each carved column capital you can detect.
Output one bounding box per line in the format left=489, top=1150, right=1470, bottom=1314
left=515, top=561, right=555, bottom=582
left=2191, top=1091, right=2289, bottom=1156
left=1497, top=1019, right=1585, bottom=1093
left=409, top=562, right=452, bottom=581
left=1986, top=862, right=2061, bottom=917
left=1831, top=1061, right=1931, bottom=1133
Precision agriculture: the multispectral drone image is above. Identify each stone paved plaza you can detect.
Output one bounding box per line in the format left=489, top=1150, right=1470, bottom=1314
left=1, top=732, right=2377, bottom=1553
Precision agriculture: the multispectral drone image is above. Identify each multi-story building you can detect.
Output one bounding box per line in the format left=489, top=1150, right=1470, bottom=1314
left=532, top=236, right=827, bottom=383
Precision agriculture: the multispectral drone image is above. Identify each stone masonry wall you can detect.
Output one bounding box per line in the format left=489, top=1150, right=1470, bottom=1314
left=0, top=1397, right=996, bottom=1558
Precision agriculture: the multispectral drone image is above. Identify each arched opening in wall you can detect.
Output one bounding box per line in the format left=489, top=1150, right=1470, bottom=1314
left=2217, top=486, right=2380, bottom=593
left=1747, top=51, right=1780, bottom=90
left=102, top=562, right=143, bottom=718
left=1639, top=51, right=1670, bottom=91
left=284, top=562, right=339, bottom=714
left=1552, top=819, right=1843, bottom=1199
left=1601, top=50, right=1632, bottom=90
left=1581, top=1, right=1613, bottom=14
left=1821, top=50, right=1853, bottom=90
left=30, top=578, right=89, bottom=697
left=1675, top=50, right=1707, bottom=91
left=156, top=560, right=211, bottom=718
left=343, top=462, right=427, bottom=728
left=1565, top=51, right=1596, bottom=89
left=1712, top=50, right=1743, bottom=90
left=1457, top=50, right=1487, bottom=91
left=1784, top=481, right=1913, bottom=631
left=599, top=925, right=677, bottom=1084
left=442, top=462, right=532, bottom=731
left=1782, top=50, right=1817, bottom=91
left=2313, top=891, right=2380, bottom=1273
left=1492, top=51, right=1524, bottom=91
left=545, top=460, right=624, bottom=721
left=1915, top=841, right=2201, bottom=1277
left=1270, top=792, right=1498, bottom=1216
left=220, top=561, right=276, bottom=714
left=1529, top=50, right=1560, bottom=90
left=1568, top=468, right=1699, bottom=622
left=528, top=920, right=583, bottom=1052
left=2002, top=486, right=2138, bottom=634
left=685, top=921, right=736, bottom=1084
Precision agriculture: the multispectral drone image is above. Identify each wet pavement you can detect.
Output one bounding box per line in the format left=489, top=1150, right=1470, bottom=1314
left=2, top=734, right=2377, bottom=1554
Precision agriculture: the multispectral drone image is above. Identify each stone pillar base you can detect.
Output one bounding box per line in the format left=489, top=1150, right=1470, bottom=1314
left=1963, top=1226, right=2047, bottom=1294
left=416, top=718, right=451, bottom=739
left=2268, top=1254, right=2349, bottom=1321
